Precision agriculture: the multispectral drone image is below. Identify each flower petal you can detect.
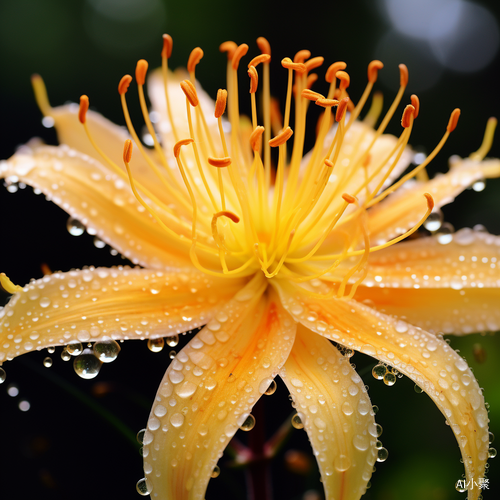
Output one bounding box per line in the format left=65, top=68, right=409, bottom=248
left=280, top=324, right=377, bottom=500
left=142, top=277, right=296, bottom=500
left=0, top=266, right=244, bottom=362
left=368, top=157, right=500, bottom=244
left=356, top=229, right=500, bottom=334
left=275, top=280, right=489, bottom=500
left=1, top=143, right=195, bottom=268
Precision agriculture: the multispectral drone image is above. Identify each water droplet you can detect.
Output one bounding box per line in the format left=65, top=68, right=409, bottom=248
left=137, top=428, right=146, bottom=443
left=291, top=413, right=304, bottom=429
left=383, top=372, right=397, bottom=386
left=488, top=447, right=497, bottom=458
left=136, top=477, right=153, bottom=496
left=19, top=400, right=31, bottom=411
left=170, top=413, right=184, bottom=428
left=436, top=222, right=454, bottom=245
left=166, top=335, right=179, bottom=347
left=169, top=350, right=176, bottom=359
left=94, top=339, right=121, bottom=363
left=376, top=424, right=383, bottom=437
left=0, top=367, right=6, bottom=384
left=240, top=414, right=256, bottom=431
left=423, top=210, right=443, bottom=232
left=61, top=348, right=71, bottom=361
left=334, top=454, right=351, bottom=471
left=372, top=405, right=379, bottom=414
left=264, top=380, right=277, bottom=395
left=43, top=357, right=52, bottom=368
left=489, top=432, right=495, bottom=443
left=376, top=440, right=383, bottom=449
left=377, top=447, right=389, bottom=462
left=372, top=363, right=387, bottom=380
left=148, top=338, right=164, bottom=353
left=47, top=346, right=55, bottom=353
left=66, top=341, right=83, bottom=356
left=66, top=217, right=85, bottom=236
left=93, top=236, right=106, bottom=248
left=414, top=384, right=423, bottom=393
left=211, top=465, right=220, bottom=478
left=73, top=349, right=102, bottom=379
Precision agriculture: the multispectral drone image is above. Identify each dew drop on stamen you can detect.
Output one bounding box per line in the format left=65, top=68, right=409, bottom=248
left=211, top=465, right=220, bottom=478
left=166, top=335, right=179, bottom=347
left=292, top=413, right=304, bottom=429
left=240, top=414, right=255, bottom=431
left=66, top=217, right=85, bottom=236
left=136, top=478, right=153, bottom=496
left=43, top=357, right=52, bottom=368
left=73, top=349, right=102, bottom=379
left=148, top=338, right=165, bottom=353
left=94, top=339, right=121, bottom=363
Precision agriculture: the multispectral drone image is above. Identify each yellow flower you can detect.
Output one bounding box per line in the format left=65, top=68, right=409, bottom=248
left=1, top=35, right=499, bottom=500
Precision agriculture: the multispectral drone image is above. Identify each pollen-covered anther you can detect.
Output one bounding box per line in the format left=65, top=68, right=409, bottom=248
left=294, top=50, right=311, bottom=63
left=232, top=43, right=249, bottom=70
left=213, top=210, right=240, bottom=224
left=424, top=192, right=435, bottom=210
left=367, top=60, right=384, bottom=83
left=269, top=126, right=293, bottom=147
left=336, top=71, right=350, bottom=90
left=173, top=138, right=194, bottom=158
left=315, top=98, right=339, bottom=108
left=248, top=54, right=271, bottom=67
left=0, top=273, right=23, bottom=294
left=324, top=159, right=334, bottom=168
left=325, top=61, right=347, bottom=83
left=187, top=47, right=204, bottom=73
left=447, top=108, right=461, bottom=132
left=342, top=193, right=357, bottom=204
left=301, top=89, right=324, bottom=102
left=214, top=89, right=227, bottom=118
left=336, top=97, right=350, bottom=121
left=208, top=157, right=232, bottom=168
left=78, top=95, right=89, bottom=124
left=281, top=58, right=306, bottom=74
left=250, top=126, right=265, bottom=151
left=401, top=104, right=415, bottom=128
left=411, top=94, right=420, bottom=119
left=123, top=139, right=133, bottom=164
left=118, top=75, right=133, bottom=95
left=161, top=34, right=173, bottom=58
left=135, top=59, right=148, bottom=86
left=248, top=66, right=258, bottom=93
left=399, top=63, right=409, bottom=87
left=180, top=80, right=199, bottom=107
left=256, top=36, right=271, bottom=55
left=304, top=56, right=324, bottom=73
left=219, top=41, right=237, bottom=60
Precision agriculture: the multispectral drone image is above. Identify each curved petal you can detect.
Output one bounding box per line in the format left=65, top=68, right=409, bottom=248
left=141, top=277, right=296, bottom=500
left=275, top=280, right=489, bottom=500
left=1, top=143, right=195, bottom=269
left=356, top=229, right=500, bottom=334
left=280, top=324, right=377, bottom=500
left=368, top=157, right=500, bottom=244
left=0, top=266, right=245, bottom=362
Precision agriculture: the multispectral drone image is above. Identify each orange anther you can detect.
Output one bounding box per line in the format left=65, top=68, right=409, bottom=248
left=219, top=41, right=237, bottom=60
left=367, top=60, right=384, bottom=83
left=232, top=43, right=249, bottom=70
left=304, top=56, right=324, bottom=73
left=250, top=126, right=265, bottom=151
left=336, top=97, right=350, bottom=122
left=399, top=64, right=409, bottom=87
left=401, top=104, right=415, bottom=128
left=180, top=80, right=199, bottom=107
left=342, top=193, right=357, bottom=204
left=78, top=95, right=89, bottom=124
left=447, top=108, right=461, bottom=132
left=187, top=47, right=204, bottom=73
left=208, top=156, right=232, bottom=168
left=301, top=89, right=324, bottom=102
left=216, top=210, right=240, bottom=224
left=269, top=126, right=293, bottom=147
left=424, top=193, right=434, bottom=210
left=174, top=138, right=194, bottom=158
left=135, top=59, right=148, bottom=86
left=363, top=154, right=372, bottom=167
left=316, top=98, right=339, bottom=108
left=215, top=89, right=228, bottom=118
left=248, top=66, right=258, bottom=93
left=324, top=159, right=334, bottom=168
left=294, top=50, right=311, bottom=64
left=305, top=73, right=318, bottom=89
left=336, top=71, right=350, bottom=90
left=118, top=75, right=133, bottom=95
left=411, top=94, right=420, bottom=119
left=162, top=34, right=173, bottom=59
left=248, top=54, right=271, bottom=67
left=325, top=61, right=347, bottom=83
left=281, top=57, right=306, bottom=74
left=123, top=139, right=133, bottom=163
left=256, top=36, right=271, bottom=55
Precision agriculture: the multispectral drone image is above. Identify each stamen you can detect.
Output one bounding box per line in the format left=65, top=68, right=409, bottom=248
left=211, top=211, right=241, bottom=272
left=269, top=127, right=293, bottom=147
left=248, top=66, right=258, bottom=93
left=336, top=97, right=349, bottom=122
left=135, top=59, right=148, bottom=86
left=364, top=91, right=384, bottom=127
left=215, top=89, right=227, bottom=118
left=118, top=75, right=132, bottom=95
left=281, top=57, right=306, bottom=74
left=399, top=63, right=409, bottom=87
left=315, top=98, right=339, bottom=108
left=301, top=89, right=325, bottom=102
left=336, top=71, right=350, bottom=93
left=161, top=34, right=180, bottom=143
left=31, top=74, right=52, bottom=116
left=248, top=54, right=271, bottom=67
left=256, top=37, right=271, bottom=55
left=180, top=79, right=199, bottom=107
left=0, top=273, right=23, bottom=294
left=367, top=60, right=384, bottom=83
left=187, top=47, right=204, bottom=75
left=304, top=56, right=324, bottom=73
left=447, top=108, right=461, bottom=132
left=401, top=104, right=415, bottom=128
left=411, top=94, right=420, bottom=119
left=470, top=117, right=498, bottom=161
left=208, top=157, right=232, bottom=168
left=219, top=41, right=237, bottom=60
left=257, top=37, right=272, bottom=186
left=325, top=62, right=347, bottom=99
left=294, top=50, right=311, bottom=63
left=232, top=43, right=249, bottom=70
left=250, top=126, right=265, bottom=152
left=78, top=95, right=89, bottom=124
left=161, top=34, right=173, bottom=59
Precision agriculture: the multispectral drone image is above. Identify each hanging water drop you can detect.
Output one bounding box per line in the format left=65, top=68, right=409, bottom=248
left=240, top=414, right=256, bottom=431
left=73, top=349, right=102, bottom=379
left=66, top=217, right=85, bottom=236
left=376, top=424, right=383, bottom=437
left=264, top=380, right=277, bottom=395
left=66, top=341, right=83, bottom=356
left=414, top=384, right=423, bottom=393
left=292, top=413, right=304, bottom=429
left=211, top=465, right=220, bottom=478
left=436, top=222, right=454, bottom=245
left=166, top=335, right=179, bottom=347
left=377, top=447, right=389, bottom=462
left=61, top=348, right=71, bottom=361
left=489, top=431, right=495, bottom=443
left=169, top=350, right=176, bottom=359
left=148, top=338, right=164, bottom=353
left=47, top=346, right=55, bottom=354
left=455, top=480, right=467, bottom=493
left=94, top=339, right=121, bottom=363
left=137, top=428, right=146, bottom=444
left=372, top=363, right=387, bottom=380
left=0, top=367, right=6, bottom=384
left=43, top=357, right=52, bottom=368
left=383, top=371, right=397, bottom=386
left=423, top=210, right=443, bottom=232
left=93, top=236, right=106, bottom=249
left=136, top=477, right=153, bottom=496
left=488, top=447, right=497, bottom=458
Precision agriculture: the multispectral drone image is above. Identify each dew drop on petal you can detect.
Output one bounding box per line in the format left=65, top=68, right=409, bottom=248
left=264, top=380, right=277, bottom=395
left=66, top=217, right=85, bottom=236
left=291, top=413, right=304, bottom=429
left=93, top=236, right=106, bottom=248
left=47, top=346, right=55, bottom=353
left=377, top=447, right=389, bottom=462
left=136, top=478, right=153, bottom=496
left=211, top=465, right=220, bottom=478
left=240, top=414, right=256, bottom=431
left=436, top=222, right=454, bottom=245
left=61, top=348, right=71, bottom=361
left=372, top=363, right=387, bottom=380
left=148, top=338, right=165, bottom=353
left=488, top=447, right=497, bottom=458
left=67, top=341, right=83, bottom=356
left=169, top=350, right=176, bottom=359
left=43, top=357, right=52, bottom=368
left=383, top=372, right=397, bottom=386
left=414, top=384, right=423, bottom=393
left=334, top=454, right=351, bottom=472
left=423, top=211, right=443, bottom=232
left=73, top=349, right=102, bottom=379
left=166, top=335, right=179, bottom=347
left=136, top=428, right=146, bottom=444
left=0, top=368, right=6, bottom=384
left=94, top=339, right=121, bottom=363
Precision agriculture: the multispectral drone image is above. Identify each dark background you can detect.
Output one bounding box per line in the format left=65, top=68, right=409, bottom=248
left=1, top=0, right=500, bottom=499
